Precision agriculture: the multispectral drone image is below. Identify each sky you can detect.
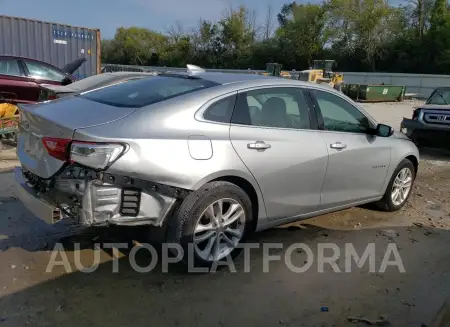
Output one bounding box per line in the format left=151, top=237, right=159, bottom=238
left=0, top=0, right=310, bottom=39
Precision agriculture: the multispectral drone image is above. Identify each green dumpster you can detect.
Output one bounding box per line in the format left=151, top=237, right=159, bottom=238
left=342, top=84, right=406, bottom=102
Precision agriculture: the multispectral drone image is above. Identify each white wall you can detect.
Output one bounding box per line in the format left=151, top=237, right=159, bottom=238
left=342, top=72, right=450, bottom=99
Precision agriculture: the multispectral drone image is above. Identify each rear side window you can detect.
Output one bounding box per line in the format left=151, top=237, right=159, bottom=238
left=203, top=95, right=236, bottom=123
left=427, top=90, right=450, bottom=105
left=81, top=76, right=219, bottom=108
left=0, top=59, right=22, bottom=76
left=232, top=87, right=311, bottom=130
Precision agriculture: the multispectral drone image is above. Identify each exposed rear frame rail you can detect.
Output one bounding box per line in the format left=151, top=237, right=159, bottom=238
left=101, top=173, right=190, bottom=200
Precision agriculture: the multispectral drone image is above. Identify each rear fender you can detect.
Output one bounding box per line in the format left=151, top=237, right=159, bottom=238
left=192, top=169, right=268, bottom=222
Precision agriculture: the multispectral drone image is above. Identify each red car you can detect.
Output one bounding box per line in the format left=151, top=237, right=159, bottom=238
left=0, top=55, right=86, bottom=104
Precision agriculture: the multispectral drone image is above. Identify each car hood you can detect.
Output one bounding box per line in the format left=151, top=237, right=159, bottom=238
left=62, top=58, right=87, bottom=74
left=392, top=130, right=410, bottom=140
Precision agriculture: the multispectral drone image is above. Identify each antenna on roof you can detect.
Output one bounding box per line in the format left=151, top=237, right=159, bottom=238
left=187, top=64, right=205, bottom=75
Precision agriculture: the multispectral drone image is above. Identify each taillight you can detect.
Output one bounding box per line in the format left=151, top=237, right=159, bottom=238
left=70, top=141, right=126, bottom=169
left=42, top=137, right=71, bottom=161
left=48, top=94, right=58, bottom=100
left=412, top=108, right=421, bottom=120
left=42, top=138, right=126, bottom=168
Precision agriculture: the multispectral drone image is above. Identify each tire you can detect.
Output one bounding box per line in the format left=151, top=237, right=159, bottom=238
left=166, top=181, right=253, bottom=268
left=374, top=159, right=416, bottom=212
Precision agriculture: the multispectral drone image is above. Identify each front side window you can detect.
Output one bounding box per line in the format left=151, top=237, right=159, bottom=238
left=0, top=59, right=22, bottom=77
left=24, top=60, right=66, bottom=82
left=232, top=87, right=311, bottom=130
left=314, top=90, right=371, bottom=133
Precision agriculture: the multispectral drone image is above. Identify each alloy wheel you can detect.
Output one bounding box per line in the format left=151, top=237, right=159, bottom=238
left=391, top=167, right=413, bottom=206
left=193, top=198, right=245, bottom=262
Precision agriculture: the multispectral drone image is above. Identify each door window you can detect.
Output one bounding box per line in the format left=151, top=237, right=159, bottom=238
left=232, top=87, right=311, bottom=130
left=314, top=90, right=371, bottom=133
left=0, top=59, right=22, bottom=76
left=24, top=60, right=66, bottom=82
left=203, top=95, right=236, bottom=123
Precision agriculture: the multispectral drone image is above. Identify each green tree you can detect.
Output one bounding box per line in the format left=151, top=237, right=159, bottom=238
left=275, top=2, right=328, bottom=69
left=218, top=5, right=256, bottom=68
left=427, top=0, right=450, bottom=71
left=99, top=0, right=450, bottom=74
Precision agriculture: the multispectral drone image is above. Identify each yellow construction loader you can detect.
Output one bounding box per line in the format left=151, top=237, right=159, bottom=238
left=259, top=63, right=292, bottom=78
left=297, top=60, right=344, bottom=91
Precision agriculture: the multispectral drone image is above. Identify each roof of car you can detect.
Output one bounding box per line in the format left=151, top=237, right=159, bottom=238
left=0, top=55, right=47, bottom=62
left=189, top=71, right=322, bottom=88
left=194, top=71, right=274, bottom=84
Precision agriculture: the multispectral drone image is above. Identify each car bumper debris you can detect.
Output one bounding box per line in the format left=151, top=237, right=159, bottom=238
left=14, top=166, right=184, bottom=227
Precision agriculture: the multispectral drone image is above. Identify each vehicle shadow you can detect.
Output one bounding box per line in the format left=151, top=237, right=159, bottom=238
left=0, top=196, right=92, bottom=252
left=419, top=147, right=450, bottom=163
left=0, top=223, right=449, bottom=327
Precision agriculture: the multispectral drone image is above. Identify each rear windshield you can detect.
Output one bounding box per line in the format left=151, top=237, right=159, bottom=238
left=80, top=75, right=218, bottom=108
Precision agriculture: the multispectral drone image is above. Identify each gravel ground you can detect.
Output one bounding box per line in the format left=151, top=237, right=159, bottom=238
left=360, top=99, right=423, bottom=130
left=0, top=100, right=449, bottom=326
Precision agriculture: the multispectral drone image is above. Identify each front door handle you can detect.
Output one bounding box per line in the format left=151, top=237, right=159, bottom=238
left=247, top=141, right=271, bottom=151
left=330, top=142, right=347, bottom=150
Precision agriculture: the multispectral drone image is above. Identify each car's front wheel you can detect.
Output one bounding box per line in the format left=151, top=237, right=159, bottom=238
left=166, top=181, right=253, bottom=267
left=375, top=159, right=416, bottom=211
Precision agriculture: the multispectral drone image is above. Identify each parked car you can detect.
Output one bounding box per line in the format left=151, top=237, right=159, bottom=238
left=401, top=87, right=450, bottom=150
left=0, top=55, right=86, bottom=104
left=37, top=72, right=158, bottom=101
left=14, top=66, right=419, bottom=266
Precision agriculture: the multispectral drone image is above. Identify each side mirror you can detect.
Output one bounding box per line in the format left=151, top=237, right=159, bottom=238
left=376, top=123, right=394, bottom=137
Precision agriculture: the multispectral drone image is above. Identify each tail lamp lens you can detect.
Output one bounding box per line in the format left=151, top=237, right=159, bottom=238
left=41, top=138, right=125, bottom=169
left=42, top=137, right=71, bottom=161
left=70, top=142, right=125, bottom=169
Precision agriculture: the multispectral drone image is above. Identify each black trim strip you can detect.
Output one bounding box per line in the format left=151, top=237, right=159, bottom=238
left=102, top=173, right=190, bottom=200
left=306, top=90, right=325, bottom=130
left=303, top=89, right=319, bottom=130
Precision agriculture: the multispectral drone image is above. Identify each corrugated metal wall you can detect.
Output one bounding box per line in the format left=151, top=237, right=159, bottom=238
left=0, top=15, right=100, bottom=78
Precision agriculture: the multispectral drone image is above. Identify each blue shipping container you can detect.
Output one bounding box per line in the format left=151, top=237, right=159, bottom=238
left=0, top=15, right=100, bottom=78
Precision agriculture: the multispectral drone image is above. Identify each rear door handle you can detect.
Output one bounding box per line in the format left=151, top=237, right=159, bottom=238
left=330, top=142, right=347, bottom=150
left=247, top=141, right=271, bottom=151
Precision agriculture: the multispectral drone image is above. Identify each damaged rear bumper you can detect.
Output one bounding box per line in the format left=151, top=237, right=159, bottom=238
left=14, top=167, right=62, bottom=224
left=14, top=167, right=184, bottom=227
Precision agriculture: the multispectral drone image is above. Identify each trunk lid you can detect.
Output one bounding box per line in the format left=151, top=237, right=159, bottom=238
left=17, top=96, right=136, bottom=178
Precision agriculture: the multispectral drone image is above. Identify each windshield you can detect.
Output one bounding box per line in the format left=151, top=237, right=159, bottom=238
left=80, top=75, right=219, bottom=108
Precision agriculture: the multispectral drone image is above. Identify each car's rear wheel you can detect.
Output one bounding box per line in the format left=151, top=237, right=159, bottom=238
left=375, top=159, right=415, bottom=211
left=166, top=181, right=253, bottom=268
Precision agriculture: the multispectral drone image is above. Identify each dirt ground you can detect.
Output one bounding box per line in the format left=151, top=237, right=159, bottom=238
left=0, top=101, right=449, bottom=327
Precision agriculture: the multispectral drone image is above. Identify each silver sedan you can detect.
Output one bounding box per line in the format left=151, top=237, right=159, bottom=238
left=15, top=66, right=419, bottom=266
